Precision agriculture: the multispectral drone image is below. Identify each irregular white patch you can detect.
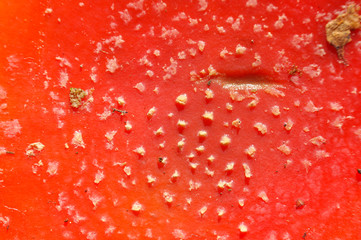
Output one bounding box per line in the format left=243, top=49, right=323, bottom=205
left=59, top=70, right=69, bottom=88
left=198, top=0, right=208, bottom=11
left=71, top=130, right=85, bottom=148
left=106, top=57, right=120, bottom=73
left=291, top=33, right=313, bottom=49
left=119, top=9, right=132, bottom=24
left=0, top=86, right=7, bottom=100
left=303, top=64, right=321, bottom=78
left=47, top=161, right=59, bottom=176
left=246, top=0, right=257, bottom=7
left=0, top=119, right=21, bottom=138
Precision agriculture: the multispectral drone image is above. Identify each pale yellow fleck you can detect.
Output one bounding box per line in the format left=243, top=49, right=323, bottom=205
left=125, top=121, right=132, bottom=131
left=147, top=175, right=156, bottom=184
left=208, top=65, right=218, bottom=76
left=117, top=96, right=126, bottom=106
left=238, top=199, right=245, bottom=207
left=245, top=145, right=256, bottom=158
left=232, top=119, right=241, bottom=128
left=171, top=170, right=180, bottom=181
left=277, top=144, right=291, bottom=155
left=258, top=191, right=269, bottom=202
left=202, top=111, right=214, bottom=122
left=225, top=162, right=234, bottom=172
left=284, top=119, right=294, bottom=131
left=220, top=134, right=231, bottom=147
left=199, top=206, right=208, bottom=216
left=217, top=207, right=226, bottom=217
left=236, top=44, right=247, bottom=55
left=26, top=142, right=45, bottom=156
left=154, top=127, right=164, bottom=136
left=94, top=170, right=105, bottom=184
left=243, top=163, right=252, bottom=178
left=147, top=106, right=157, bottom=118
left=163, top=192, right=174, bottom=203
left=131, top=201, right=143, bottom=212
left=195, top=145, right=205, bottom=154
left=71, top=130, right=85, bottom=148
left=205, top=167, right=214, bottom=177
left=176, top=94, right=188, bottom=106
left=178, top=138, right=185, bottom=149
left=238, top=223, right=248, bottom=233
left=198, top=130, right=208, bottom=138
left=190, top=162, right=199, bottom=170
left=309, top=136, right=326, bottom=146
left=124, top=166, right=131, bottom=176
left=254, top=122, right=267, bottom=135
left=207, top=155, right=215, bottom=163
left=226, top=103, right=233, bottom=111
left=205, top=89, right=214, bottom=100
left=271, top=105, right=281, bottom=116
left=177, top=119, right=188, bottom=128
left=134, top=146, right=145, bottom=156
left=198, top=41, right=205, bottom=52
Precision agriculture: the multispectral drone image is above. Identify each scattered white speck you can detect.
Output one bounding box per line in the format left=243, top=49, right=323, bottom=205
left=274, top=14, right=287, bottom=29
left=292, top=33, right=313, bottom=49
left=199, top=206, right=208, bottom=216
left=207, top=155, right=215, bottom=163
left=124, top=166, right=131, bottom=176
left=220, top=135, right=231, bottom=147
left=232, top=119, right=241, bottom=128
left=94, top=170, right=105, bottom=184
left=271, top=105, right=281, bottom=116
left=198, top=41, right=206, bottom=52
left=131, top=201, right=143, bottom=212
left=254, top=122, right=267, bottom=135
left=243, top=163, right=252, bottom=178
left=176, top=94, right=188, bottom=106
left=236, top=44, right=247, bottom=55
left=147, top=106, right=157, bottom=119
left=198, top=0, right=208, bottom=11
left=154, top=127, right=164, bottom=136
left=195, top=145, right=205, bottom=154
left=134, top=146, right=145, bottom=157
left=106, top=57, right=120, bottom=73
left=258, top=191, right=269, bottom=202
left=309, top=136, right=326, bottom=146
left=71, top=130, right=85, bottom=148
left=205, top=89, right=214, bottom=100
left=245, top=145, right=256, bottom=158
left=119, top=9, right=132, bottom=24
left=25, top=142, right=45, bottom=156
left=125, top=121, right=133, bottom=132
left=198, top=130, right=208, bottom=139
left=202, top=111, right=214, bottom=122
left=277, top=143, right=291, bottom=155
left=134, top=82, right=145, bottom=93
left=225, top=162, right=234, bottom=172
left=246, top=0, right=257, bottom=7
left=284, top=119, right=294, bottom=131
left=47, top=161, right=59, bottom=176
left=59, top=70, right=69, bottom=88
left=163, top=191, right=174, bottom=203
left=304, top=100, right=323, bottom=112
left=239, top=223, right=248, bottom=232
left=303, top=64, right=321, bottom=78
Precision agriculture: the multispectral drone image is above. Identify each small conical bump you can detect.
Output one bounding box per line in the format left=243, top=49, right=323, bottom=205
left=245, top=145, right=256, bottom=158
left=220, top=135, right=231, bottom=148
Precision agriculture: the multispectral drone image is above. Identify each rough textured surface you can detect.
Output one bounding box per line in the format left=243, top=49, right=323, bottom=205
left=326, top=4, right=361, bottom=63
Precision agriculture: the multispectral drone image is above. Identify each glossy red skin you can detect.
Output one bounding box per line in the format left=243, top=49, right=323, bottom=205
left=1, top=0, right=361, bottom=239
